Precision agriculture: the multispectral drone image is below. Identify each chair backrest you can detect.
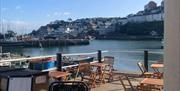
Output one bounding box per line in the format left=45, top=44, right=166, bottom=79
left=77, top=63, right=91, bottom=75
left=119, top=74, right=136, bottom=91
left=49, top=81, right=90, bottom=91
left=137, top=62, right=147, bottom=74
left=103, top=56, right=114, bottom=66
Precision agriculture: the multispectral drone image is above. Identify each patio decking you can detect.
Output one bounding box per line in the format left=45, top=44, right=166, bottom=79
left=91, top=73, right=142, bottom=91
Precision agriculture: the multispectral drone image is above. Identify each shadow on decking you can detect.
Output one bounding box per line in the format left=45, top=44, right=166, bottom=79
left=91, top=73, right=142, bottom=91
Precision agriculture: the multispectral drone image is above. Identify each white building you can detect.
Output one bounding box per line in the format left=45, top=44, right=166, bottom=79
left=145, top=13, right=164, bottom=22
left=128, top=15, right=146, bottom=23
left=117, top=18, right=128, bottom=25
left=127, top=13, right=164, bottom=23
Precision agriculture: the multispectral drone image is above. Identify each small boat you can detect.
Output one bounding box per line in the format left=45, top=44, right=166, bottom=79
left=29, top=57, right=56, bottom=70
left=62, top=56, right=94, bottom=66
left=29, top=56, right=94, bottom=70
left=72, top=56, right=94, bottom=63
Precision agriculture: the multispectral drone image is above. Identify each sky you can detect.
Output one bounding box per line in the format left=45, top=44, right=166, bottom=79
left=0, top=0, right=162, bottom=34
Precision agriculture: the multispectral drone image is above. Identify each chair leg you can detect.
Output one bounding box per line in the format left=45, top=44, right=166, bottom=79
left=108, top=73, right=113, bottom=82
left=80, top=73, right=84, bottom=81
left=92, top=73, right=97, bottom=88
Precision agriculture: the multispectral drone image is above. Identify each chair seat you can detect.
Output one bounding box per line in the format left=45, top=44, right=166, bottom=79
left=104, top=71, right=112, bottom=74
left=83, top=76, right=94, bottom=80
left=143, top=72, right=154, bottom=78
left=144, top=72, right=154, bottom=75
left=144, top=72, right=163, bottom=79
left=153, top=72, right=163, bottom=79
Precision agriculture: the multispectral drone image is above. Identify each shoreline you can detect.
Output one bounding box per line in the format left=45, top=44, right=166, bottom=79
left=96, top=36, right=163, bottom=41
left=0, top=39, right=90, bottom=48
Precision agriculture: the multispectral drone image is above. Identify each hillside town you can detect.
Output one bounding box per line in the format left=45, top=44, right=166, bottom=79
left=0, top=1, right=164, bottom=41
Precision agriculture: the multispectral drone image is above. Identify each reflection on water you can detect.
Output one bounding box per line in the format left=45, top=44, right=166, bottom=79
left=3, top=40, right=163, bottom=73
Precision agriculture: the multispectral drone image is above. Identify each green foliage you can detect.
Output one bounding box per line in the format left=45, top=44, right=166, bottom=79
left=5, top=30, right=17, bottom=38
left=0, top=33, right=4, bottom=39
left=114, top=21, right=164, bottom=36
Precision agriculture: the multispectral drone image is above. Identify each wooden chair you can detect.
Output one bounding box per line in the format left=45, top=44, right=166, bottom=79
left=103, top=56, right=115, bottom=82
left=119, top=74, right=163, bottom=91
left=103, top=56, right=115, bottom=69
left=137, top=62, right=154, bottom=78
left=119, top=74, right=136, bottom=91
left=137, top=84, right=163, bottom=91
left=137, top=62, right=163, bottom=79
left=75, top=63, right=97, bottom=88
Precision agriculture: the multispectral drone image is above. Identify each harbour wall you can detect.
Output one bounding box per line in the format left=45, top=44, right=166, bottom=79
left=0, top=39, right=90, bottom=47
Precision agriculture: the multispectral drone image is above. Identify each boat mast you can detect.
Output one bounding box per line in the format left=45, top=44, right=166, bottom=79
left=0, top=46, right=2, bottom=54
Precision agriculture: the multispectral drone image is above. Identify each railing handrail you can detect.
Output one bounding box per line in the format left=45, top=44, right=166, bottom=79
left=0, top=52, right=11, bottom=55
left=0, top=50, right=163, bottom=63
left=0, top=51, right=108, bottom=63
left=109, top=50, right=163, bottom=54
left=43, top=61, right=99, bottom=72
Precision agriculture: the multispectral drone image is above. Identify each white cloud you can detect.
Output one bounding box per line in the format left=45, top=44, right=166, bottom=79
left=62, top=12, right=71, bottom=16
left=2, top=19, right=7, bottom=22
left=53, top=12, right=62, bottom=16
left=1, top=8, right=7, bottom=12
left=46, top=12, right=71, bottom=18
left=46, top=14, right=51, bottom=17
left=15, top=5, right=24, bottom=13
left=0, top=20, right=38, bottom=34
left=15, top=5, right=21, bottom=10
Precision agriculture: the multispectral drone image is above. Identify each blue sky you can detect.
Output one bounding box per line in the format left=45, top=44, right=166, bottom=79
left=0, top=0, right=162, bottom=34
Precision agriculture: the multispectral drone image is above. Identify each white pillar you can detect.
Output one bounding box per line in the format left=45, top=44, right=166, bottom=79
left=164, top=0, right=180, bottom=91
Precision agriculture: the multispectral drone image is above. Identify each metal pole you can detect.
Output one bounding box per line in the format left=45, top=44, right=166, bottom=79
left=144, top=50, right=148, bottom=72
left=56, top=53, right=62, bottom=71
left=98, top=50, right=102, bottom=63
left=0, top=46, right=2, bottom=54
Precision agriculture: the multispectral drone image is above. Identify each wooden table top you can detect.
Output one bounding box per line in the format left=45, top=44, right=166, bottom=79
left=141, top=78, right=163, bottom=86
left=151, top=64, right=164, bottom=68
left=49, top=71, right=70, bottom=79
left=90, top=62, right=108, bottom=67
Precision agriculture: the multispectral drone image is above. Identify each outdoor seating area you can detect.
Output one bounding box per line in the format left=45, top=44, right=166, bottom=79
left=0, top=50, right=165, bottom=91
left=47, top=56, right=164, bottom=91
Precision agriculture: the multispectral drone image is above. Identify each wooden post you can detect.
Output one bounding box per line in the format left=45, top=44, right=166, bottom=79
left=57, top=53, right=62, bottom=71
left=98, top=50, right=102, bottom=63
left=144, top=50, right=148, bottom=72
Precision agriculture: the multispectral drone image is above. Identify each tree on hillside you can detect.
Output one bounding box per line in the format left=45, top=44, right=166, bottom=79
left=5, top=30, right=17, bottom=38
left=0, top=33, right=4, bottom=39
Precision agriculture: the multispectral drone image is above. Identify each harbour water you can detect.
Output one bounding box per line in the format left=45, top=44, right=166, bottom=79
left=3, top=40, right=163, bottom=73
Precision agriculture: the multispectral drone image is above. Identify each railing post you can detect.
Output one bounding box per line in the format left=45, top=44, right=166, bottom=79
left=98, top=50, right=102, bottom=63
left=144, top=50, right=148, bottom=72
left=57, top=53, right=62, bottom=71
left=0, top=46, right=2, bottom=54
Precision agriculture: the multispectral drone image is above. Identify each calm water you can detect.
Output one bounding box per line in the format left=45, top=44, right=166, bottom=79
left=3, top=40, right=163, bottom=73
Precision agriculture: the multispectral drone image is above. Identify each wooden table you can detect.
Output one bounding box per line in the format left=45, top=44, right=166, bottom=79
left=141, top=78, right=163, bottom=86
left=151, top=64, right=164, bottom=72
left=49, top=71, right=70, bottom=81
left=151, top=64, right=164, bottom=68
left=90, top=62, right=108, bottom=84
